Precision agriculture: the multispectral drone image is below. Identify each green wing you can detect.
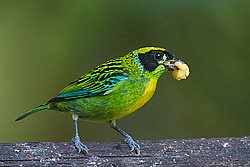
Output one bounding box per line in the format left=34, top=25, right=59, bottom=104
left=49, top=58, right=128, bottom=102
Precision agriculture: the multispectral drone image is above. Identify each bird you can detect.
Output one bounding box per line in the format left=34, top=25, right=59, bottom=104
left=16, top=47, right=189, bottom=155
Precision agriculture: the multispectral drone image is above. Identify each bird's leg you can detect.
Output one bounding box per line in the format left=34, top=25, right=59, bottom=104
left=108, top=120, right=140, bottom=155
left=71, top=114, right=89, bottom=154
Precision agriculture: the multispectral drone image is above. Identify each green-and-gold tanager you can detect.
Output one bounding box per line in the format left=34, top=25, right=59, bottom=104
left=16, top=47, right=190, bottom=155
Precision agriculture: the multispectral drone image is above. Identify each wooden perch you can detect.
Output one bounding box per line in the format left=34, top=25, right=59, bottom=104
left=1, top=136, right=249, bottom=166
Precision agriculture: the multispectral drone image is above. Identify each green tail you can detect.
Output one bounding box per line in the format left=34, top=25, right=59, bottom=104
left=15, top=104, right=49, bottom=121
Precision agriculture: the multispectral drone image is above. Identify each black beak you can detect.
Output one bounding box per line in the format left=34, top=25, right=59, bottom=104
left=163, top=57, right=179, bottom=70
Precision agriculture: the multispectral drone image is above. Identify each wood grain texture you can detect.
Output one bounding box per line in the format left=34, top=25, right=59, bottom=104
left=1, top=136, right=249, bottom=166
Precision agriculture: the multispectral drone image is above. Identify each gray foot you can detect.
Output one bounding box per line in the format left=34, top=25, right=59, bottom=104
left=122, top=135, right=140, bottom=155
left=72, top=135, right=89, bottom=154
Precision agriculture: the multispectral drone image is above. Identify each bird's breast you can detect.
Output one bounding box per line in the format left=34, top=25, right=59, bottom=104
left=133, top=78, right=158, bottom=109
left=118, top=78, right=158, bottom=118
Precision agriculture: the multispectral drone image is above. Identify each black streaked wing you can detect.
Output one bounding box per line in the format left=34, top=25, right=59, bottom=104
left=49, top=58, right=128, bottom=102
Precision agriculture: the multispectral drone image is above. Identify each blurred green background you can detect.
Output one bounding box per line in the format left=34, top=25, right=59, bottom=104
left=1, top=0, right=250, bottom=143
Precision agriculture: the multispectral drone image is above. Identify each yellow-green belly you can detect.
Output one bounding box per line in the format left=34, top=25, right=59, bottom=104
left=53, top=78, right=158, bottom=122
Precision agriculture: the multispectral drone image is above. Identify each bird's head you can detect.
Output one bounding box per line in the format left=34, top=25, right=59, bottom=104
left=127, top=47, right=189, bottom=80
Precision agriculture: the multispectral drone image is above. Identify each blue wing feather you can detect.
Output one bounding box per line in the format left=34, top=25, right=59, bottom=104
left=49, top=58, right=128, bottom=102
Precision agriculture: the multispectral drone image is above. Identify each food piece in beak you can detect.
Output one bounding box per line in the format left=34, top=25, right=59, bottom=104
left=172, top=61, right=190, bottom=80
left=164, top=60, right=190, bottom=81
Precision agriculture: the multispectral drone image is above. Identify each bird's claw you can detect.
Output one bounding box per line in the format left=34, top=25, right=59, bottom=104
left=72, top=135, right=89, bottom=154
left=122, top=135, right=140, bottom=155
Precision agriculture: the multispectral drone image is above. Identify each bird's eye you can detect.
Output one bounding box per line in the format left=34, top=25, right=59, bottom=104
left=154, top=53, right=163, bottom=60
